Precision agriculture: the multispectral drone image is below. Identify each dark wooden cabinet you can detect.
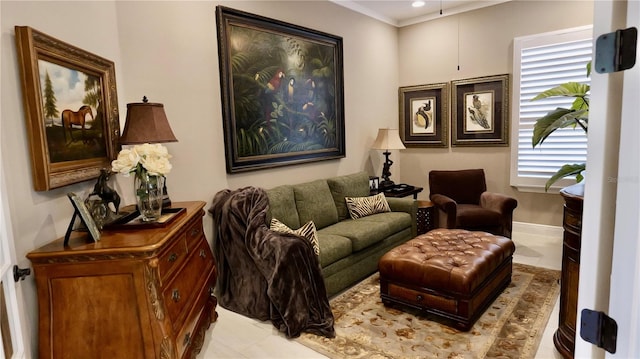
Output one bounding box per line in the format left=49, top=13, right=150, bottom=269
left=27, top=201, right=217, bottom=359
left=554, top=183, right=584, bottom=358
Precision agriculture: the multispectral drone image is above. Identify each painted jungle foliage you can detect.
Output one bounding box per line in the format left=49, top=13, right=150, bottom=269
left=228, top=25, right=339, bottom=157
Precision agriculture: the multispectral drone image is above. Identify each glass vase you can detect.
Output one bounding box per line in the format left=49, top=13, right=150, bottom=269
left=134, top=172, right=165, bottom=222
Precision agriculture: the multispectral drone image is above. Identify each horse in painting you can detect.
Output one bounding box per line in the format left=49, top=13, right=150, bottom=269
left=61, top=105, right=93, bottom=143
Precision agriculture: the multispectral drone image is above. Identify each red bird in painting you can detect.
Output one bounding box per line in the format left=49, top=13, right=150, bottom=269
left=266, top=70, right=285, bottom=93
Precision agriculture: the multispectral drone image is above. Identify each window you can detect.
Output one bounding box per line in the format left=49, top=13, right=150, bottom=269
left=510, top=26, right=593, bottom=192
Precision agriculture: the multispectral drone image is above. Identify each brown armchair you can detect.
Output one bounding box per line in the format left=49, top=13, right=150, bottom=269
left=428, top=169, right=517, bottom=238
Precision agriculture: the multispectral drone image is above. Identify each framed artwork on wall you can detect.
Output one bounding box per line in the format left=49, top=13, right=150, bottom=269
left=216, top=6, right=346, bottom=173
left=451, top=74, right=510, bottom=147
left=399, top=83, right=449, bottom=148
left=14, top=26, right=121, bottom=191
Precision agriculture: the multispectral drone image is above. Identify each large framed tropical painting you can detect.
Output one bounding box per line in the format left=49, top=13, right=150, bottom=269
left=14, top=26, right=120, bottom=191
left=216, top=6, right=345, bottom=173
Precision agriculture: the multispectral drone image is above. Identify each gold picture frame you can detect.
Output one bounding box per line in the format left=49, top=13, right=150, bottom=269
left=451, top=74, right=510, bottom=147
left=399, top=83, right=449, bottom=148
left=15, top=26, right=120, bottom=191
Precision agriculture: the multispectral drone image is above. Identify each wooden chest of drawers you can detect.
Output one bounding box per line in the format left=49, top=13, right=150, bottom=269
left=554, top=184, right=584, bottom=359
left=27, top=201, right=217, bottom=359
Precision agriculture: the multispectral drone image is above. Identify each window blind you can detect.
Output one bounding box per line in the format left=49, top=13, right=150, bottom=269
left=511, top=27, right=592, bottom=190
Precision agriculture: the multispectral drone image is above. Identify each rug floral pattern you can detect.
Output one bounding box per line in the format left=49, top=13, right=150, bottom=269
left=297, top=263, right=560, bottom=359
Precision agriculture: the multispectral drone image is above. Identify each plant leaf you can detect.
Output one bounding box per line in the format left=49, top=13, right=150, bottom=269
left=530, top=82, right=590, bottom=101
left=532, top=108, right=588, bottom=147
left=545, top=163, right=586, bottom=191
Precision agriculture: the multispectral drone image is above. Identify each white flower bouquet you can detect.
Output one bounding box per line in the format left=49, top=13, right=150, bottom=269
left=111, top=143, right=172, bottom=177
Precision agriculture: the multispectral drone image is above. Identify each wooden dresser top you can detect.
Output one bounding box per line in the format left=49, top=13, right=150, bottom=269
left=27, top=201, right=206, bottom=262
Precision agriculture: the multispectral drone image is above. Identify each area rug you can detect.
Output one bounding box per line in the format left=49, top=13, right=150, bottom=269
left=297, top=263, right=560, bottom=359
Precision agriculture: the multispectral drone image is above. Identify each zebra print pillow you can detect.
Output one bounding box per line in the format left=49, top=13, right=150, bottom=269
left=270, top=218, right=320, bottom=256
left=345, top=192, right=391, bottom=219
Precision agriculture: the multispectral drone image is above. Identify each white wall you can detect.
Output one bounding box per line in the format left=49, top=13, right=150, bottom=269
left=397, top=0, right=594, bottom=226
left=1, top=1, right=398, bottom=354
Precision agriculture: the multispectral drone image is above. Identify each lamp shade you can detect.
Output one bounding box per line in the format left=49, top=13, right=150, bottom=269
left=119, top=98, right=178, bottom=144
left=371, top=128, right=406, bottom=150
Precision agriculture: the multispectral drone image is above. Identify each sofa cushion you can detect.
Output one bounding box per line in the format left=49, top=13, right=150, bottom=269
left=356, top=211, right=412, bottom=235
left=266, top=185, right=300, bottom=229
left=320, top=219, right=391, bottom=252
left=345, top=193, right=391, bottom=219
left=294, top=180, right=339, bottom=230
left=316, top=233, right=352, bottom=268
left=270, top=218, right=320, bottom=256
left=326, top=172, right=371, bottom=221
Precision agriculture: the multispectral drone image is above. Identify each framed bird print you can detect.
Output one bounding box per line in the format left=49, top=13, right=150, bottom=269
left=398, top=83, right=449, bottom=148
left=451, top=74, right=510, bottom=147
left=216, top=6, right=345, bottom=173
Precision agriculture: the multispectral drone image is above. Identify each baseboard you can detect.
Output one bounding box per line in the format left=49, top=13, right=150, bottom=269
left=512, top=221, right=563, bottom=238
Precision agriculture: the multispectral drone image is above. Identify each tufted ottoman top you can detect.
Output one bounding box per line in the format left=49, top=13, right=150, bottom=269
left=379, top=228, right=515, bottom=295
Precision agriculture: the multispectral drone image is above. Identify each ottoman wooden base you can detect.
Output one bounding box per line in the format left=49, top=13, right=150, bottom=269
left=379, top=229, right=515, bottom=331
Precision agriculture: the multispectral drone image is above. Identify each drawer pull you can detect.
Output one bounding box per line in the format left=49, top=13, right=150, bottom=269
left=199, top=249, right=207, bottom=258
left=172, top=289, right=181, bottom=302
left=168, top=253, right=178, bottom=262
left=416, top=294, right=424, bottom=302
left=183, top=332, right=191, bottom=346
left=190, top=228, right=200, bottom=237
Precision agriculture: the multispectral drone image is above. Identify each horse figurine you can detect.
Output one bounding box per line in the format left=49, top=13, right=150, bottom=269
left=61, top=105, right=93, bottom=143
left=88, top=169, right=121, bottom=214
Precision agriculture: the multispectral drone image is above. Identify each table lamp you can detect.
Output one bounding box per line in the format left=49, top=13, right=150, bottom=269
left=371, top=128, right=405, bottom=189
left=119, top=96, right=178, bottom=207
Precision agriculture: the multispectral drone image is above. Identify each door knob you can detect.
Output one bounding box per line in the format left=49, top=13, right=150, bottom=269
left=13, top=265, right=31, bottom=282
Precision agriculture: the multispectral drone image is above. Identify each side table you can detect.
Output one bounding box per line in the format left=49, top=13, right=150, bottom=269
left=416, top=200, right=435, bottom=234
left=373, top=184, right=424, bottom=199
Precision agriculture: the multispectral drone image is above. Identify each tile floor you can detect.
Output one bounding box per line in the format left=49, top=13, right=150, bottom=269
left=200, top=227, right=565, bottom=358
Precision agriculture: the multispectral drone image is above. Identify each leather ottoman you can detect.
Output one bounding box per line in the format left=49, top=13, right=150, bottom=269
left=378, top=228, right=515, bottom=330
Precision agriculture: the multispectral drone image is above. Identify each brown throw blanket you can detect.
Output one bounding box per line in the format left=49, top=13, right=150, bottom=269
left=209, top=186, right=335, bottom=338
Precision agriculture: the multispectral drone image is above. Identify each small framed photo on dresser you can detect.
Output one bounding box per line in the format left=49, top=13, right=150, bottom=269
left=66, top=192, right=101, bottom=244
left=369, top=176, right=380, bottom=191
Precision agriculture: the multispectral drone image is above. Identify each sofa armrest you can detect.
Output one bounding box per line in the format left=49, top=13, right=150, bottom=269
left=480, top=192, right=518, bottom=214
left=386, top=197, right=418, bottom=237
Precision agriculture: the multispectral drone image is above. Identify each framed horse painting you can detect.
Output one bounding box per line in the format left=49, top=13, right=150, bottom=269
left=14, top=26, right=121, bottom=191
left=216, top=6, right=345, bottom=173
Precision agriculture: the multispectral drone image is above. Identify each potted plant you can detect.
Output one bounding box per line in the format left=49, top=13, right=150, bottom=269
left=531, top=62, right=590, bottom=191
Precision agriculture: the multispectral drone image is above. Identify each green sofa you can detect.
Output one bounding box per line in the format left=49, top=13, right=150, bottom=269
left=266, top=171, right=417, bottom=297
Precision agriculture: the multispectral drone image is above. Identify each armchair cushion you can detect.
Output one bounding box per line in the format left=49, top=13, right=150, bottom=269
left=456, top=204, right=502, bottom=228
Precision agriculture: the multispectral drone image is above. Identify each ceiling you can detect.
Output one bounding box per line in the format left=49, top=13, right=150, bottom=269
left=330, top=0, right=512, bottom=27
